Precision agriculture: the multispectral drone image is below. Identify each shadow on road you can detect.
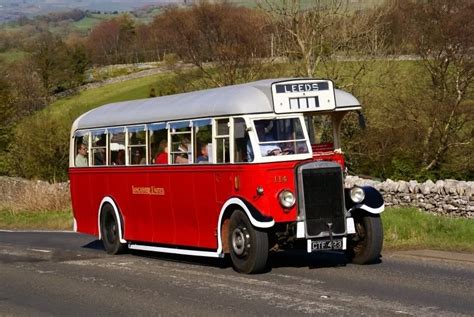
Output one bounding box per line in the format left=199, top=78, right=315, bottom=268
left=82, top=239, right=105, bottom=251
left=269, top=249, right=350, bottom=269
left=81, top=238, right=377, bottom=272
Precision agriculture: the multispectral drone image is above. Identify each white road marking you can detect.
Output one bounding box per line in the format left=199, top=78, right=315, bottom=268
left=27, top=248, right=52, bottom=253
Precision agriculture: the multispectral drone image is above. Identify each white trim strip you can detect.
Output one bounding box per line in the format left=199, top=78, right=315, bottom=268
left=220, top=198, right=275, bottom=229
left=129, top=243, right=223, bottom=258
left=98, top=197, right=127, bottom=243
left=359, top=203, right=385, bottom=214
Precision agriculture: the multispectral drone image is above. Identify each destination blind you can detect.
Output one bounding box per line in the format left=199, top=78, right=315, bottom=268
left=274, top=82, right=329, bottom=94
left=272, top=80, right=336, bottom=113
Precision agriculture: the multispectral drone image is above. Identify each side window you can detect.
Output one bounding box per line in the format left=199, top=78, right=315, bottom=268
left=109, top=128, right=125, bottom=166
left=170, top=122, right=192, bottom=164
left=311, top=115, right=334, bottom=145
left=194, top=119, right=212, bottom=164
left=128, top=126, right=147, bottom=165
left=233, top=118, right=249, bottom=163
left=74, top=132, right=89, bottom=167
left=148, top=123, right=167, bottom=164
left=215, top=118, right=230, bottom=163
left=91, top=130, right=107, bottom=166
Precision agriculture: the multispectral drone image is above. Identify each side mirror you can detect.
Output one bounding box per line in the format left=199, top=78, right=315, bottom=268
left=357, top=111, right=366, bottom=130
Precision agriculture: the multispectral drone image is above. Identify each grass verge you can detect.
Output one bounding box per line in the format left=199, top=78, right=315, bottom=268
left=0, top=209, right=73, bottom=231
left=382, top=207, right=474, bottom=252
left=0, top=206, right=472, bottom=253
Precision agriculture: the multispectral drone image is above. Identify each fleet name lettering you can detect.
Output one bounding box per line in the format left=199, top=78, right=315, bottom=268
left=275, top=81, right=329, bottom=94
left=132, top=186, right=165, bottom=196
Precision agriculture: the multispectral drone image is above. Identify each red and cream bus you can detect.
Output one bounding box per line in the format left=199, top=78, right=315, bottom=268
left=69, top=78, right=384, bottom=273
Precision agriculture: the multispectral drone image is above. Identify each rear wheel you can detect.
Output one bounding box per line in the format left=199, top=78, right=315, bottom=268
left=347, top=214, right=383, bottom=264
left=228, top=210, right=268, bottom=274
left=100, top=204, right=127, bottom=255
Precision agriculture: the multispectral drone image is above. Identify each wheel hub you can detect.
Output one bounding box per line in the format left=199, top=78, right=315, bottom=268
left=231, top=227, right=250, bottom=256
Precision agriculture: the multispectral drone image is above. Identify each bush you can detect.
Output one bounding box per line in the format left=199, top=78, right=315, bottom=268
left=7, top=110, right=72, bottom=182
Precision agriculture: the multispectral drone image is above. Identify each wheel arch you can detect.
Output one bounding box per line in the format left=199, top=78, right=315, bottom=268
left=98, top=196, right=127, bottom=244
left=216, top=197, right=274, bottom=254
left=347, top=186, right=385, bottom=215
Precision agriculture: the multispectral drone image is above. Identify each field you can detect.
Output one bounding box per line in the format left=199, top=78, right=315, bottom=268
left=72, top=13, right=117, bottom=31
left=50, top=71, right=172, bottom=118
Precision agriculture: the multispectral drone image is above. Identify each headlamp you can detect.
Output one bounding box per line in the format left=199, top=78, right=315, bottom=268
left=350, top=187, right=365, bottom=203
left=279, top=190, right=296, bottom=209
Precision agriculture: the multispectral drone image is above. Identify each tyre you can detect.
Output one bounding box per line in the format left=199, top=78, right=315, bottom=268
left=347, top=214, right=383, bottom=264
left=100, top=204, right=127, bottom=255
left=228, top=209, right=269, bottom=274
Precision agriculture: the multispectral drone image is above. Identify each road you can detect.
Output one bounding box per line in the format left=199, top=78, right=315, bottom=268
left=0, top=231, right=473, bottom=316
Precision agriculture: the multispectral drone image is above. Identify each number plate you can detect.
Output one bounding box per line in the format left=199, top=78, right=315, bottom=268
left=308, top=239, right=343, bottom=252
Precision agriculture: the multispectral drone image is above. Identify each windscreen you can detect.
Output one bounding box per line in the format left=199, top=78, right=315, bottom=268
left=253, top=118, right=309, bottom=158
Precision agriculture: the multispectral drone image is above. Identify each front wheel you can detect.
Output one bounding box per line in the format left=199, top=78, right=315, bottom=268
left=228, top=210, right=268, bottom=274
left=100, top=204, right=127, bottom=255
left=347, top=214, right=383, bottom=264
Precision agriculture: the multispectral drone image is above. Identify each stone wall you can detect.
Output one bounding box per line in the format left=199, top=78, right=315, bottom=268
left=1, top=176, right=472, bottom=218
left=0, top=176, right=70, bottom=212
left=345, top=176, right=474, bottom=218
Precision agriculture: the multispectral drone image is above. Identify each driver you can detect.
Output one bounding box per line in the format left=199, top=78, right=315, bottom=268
left=255, top=121, right=282, bottom=157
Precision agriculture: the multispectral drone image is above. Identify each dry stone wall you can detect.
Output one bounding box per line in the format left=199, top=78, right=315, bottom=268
left=0, top=176, right=70, bottom=211
left=345, top=176, right=474, bottom=218
left=1, top=176, right=472, bottom=218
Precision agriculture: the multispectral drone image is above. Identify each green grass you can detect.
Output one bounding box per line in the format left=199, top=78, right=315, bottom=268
left=1, top=206, right=472, bottom=253
left=382, top=207, right=474, bottom=252
left=72, top=14, right=116, bottom=31
left=0, top=50, right=29, bottom=63
left=0, top=209, right=73, bottom=230
left=49, top=72, right=172, bottom=118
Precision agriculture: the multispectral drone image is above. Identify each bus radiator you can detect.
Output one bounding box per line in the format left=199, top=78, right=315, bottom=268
left=300, top=165, right=345, bottom=237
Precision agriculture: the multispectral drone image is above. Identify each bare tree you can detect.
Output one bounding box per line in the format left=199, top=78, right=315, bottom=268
left=87, top=15, right=136, bottom=65
left=151, top=3, right=270, bottom=86
left=260, top=0, right=352, bottom=77
left=399, top=0, right=473, bottom=173
left=260, top=0, right=389, bottom=95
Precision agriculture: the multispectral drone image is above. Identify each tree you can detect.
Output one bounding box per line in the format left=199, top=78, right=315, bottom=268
left=260, top=0, right=389, bottom=95
left=0, top=59, right=49, bottom=175
left=388, top=0, right=473, bottom=176
left=29, top=32, right=88, bottom=93
left=150, top=3, right=270, bottom=86
left=87, top=15, right=136, bottom=65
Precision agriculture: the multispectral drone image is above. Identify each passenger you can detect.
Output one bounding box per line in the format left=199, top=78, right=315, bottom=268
left=75, top=143, right=88, bottom=167
left=154, top=140, right=168, bottom=164
left=132, top=148, right=146, bottom=165
left=114, top=149, right=125, bottom=165
left=175, top=138, right=189, bottom=164
left=196, top=144, right=209, bottom=163
left=94, top=138, right=106, bottom=165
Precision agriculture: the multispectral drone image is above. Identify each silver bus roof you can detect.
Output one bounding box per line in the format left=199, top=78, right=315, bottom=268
left=74, top=78, right=361, bottom=130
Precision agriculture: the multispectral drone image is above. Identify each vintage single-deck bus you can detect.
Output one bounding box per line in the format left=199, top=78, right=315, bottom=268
left=69, top=78, right=384, bottom=273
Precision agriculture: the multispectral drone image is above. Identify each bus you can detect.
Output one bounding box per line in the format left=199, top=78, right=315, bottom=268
left=69, top=78, right=384, bottom=274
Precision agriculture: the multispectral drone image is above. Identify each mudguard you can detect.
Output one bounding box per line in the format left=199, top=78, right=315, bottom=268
left=346, top=186, right=384, bottom=214
left=219, top=197, right=275, bottom=229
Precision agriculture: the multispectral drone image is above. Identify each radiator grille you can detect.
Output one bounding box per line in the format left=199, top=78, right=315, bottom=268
left=301, top=166, right=345, bottom=237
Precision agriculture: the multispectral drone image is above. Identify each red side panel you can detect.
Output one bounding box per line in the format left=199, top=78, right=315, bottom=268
left=69, top=155, right=343, bottom=250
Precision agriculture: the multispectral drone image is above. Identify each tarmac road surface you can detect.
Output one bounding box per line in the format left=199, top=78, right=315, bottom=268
left=0, top=230, right=473, bottom=316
